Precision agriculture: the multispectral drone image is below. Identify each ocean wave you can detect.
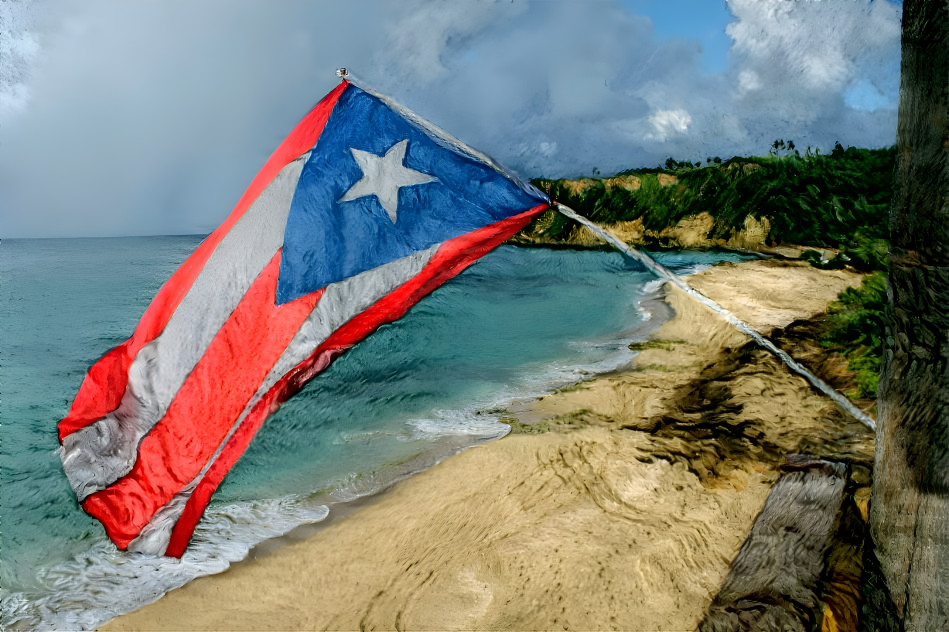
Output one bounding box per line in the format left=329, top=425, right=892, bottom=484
left=2, top=243, right=750, bottom=631
left=0, top=496, right=330, bottom=631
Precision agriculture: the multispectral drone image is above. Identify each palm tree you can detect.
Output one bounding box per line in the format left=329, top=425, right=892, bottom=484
left=869, top=0, right=949, bottom=628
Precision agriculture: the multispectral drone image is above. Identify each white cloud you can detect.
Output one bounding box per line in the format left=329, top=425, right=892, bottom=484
left=738, top=69, right=761, bottom=94
left=645, top=109, right=692, bottom=142
left=0, top=0, right=902, bottom=238
left=726, top=0, right=900, bottom=107
left=719, top=0, right=900, bottom=151
left=0, top=0, right=382, bottom=237
left=0, top=0, right=40, bottom=124
left=378, top=0, right=525, bottom=83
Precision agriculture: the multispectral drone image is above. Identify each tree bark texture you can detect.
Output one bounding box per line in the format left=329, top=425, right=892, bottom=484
left=870, top=0, right=949, bottom=628
left=698, top=459, right=849, bottom=632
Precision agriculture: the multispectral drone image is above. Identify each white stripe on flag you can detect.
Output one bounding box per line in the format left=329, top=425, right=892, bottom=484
left=61, top=156, right=308, bottom=500
left=127, top=244, right=440, bottom=554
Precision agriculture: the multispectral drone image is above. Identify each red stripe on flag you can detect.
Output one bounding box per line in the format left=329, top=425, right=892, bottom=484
left=164, top=203, right=549, bottom=557
left=59, top=81, right=350, bottom=441
left=81, top=252, right=322, bottom=548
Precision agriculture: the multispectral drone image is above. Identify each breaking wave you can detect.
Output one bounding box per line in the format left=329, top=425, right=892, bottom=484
left=1, top=240, right=751, bottom=630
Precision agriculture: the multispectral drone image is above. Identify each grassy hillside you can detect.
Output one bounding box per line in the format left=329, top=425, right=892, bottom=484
left=530, top=144, right=894, bottom=272
left=528, top=143, right=893, bottom=400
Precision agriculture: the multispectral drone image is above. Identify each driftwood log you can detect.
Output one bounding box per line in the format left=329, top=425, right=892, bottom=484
left=698, top=455, right=858, bottom=632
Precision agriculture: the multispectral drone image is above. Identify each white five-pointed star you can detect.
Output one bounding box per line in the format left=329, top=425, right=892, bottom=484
left=338, top=139, right=437, bottom=223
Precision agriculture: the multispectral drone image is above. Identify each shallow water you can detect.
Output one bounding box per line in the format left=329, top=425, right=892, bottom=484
left=0, top=237, right=749, bottom=630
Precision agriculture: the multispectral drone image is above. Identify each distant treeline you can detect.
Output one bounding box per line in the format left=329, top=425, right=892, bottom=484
left=531, top=143, right=894, bottom=400
left=533, top=143, right=894, bottom=272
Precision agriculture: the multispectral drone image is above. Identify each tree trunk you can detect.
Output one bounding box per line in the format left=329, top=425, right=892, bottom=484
left=869, top=0, right=949, bottom=628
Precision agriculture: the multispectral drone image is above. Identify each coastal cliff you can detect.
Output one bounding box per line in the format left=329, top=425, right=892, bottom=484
left=514, top=146, right=894, bottom=268
left=512, top=206, right=774, bottom=252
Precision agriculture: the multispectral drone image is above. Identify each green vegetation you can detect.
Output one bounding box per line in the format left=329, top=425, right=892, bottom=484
left=529, top=142, right=895, bottom=402
left=532, top=143, right=894, bottom=271
left=821, top=271, right=888, bottom=399
left=502, top=409, right=601, bottom=434
left=632, top=363, right=675, bottom=373
left=500, top=416, right=552, bottom=434
left=628, top=339, right=684, bottom=352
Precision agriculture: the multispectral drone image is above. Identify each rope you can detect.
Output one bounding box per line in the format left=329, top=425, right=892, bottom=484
left=554, top=203, right=876, bottom=431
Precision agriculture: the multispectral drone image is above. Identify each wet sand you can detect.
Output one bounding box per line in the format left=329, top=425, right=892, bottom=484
left=102, top=258, right=875, bottom=631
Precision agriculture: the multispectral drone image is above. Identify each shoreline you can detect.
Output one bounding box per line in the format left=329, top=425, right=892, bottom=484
left=163, top=272, right=676, bottom=576
left=101, top=258, right=875, bottom=631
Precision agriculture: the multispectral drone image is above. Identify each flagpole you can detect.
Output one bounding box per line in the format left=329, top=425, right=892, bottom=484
left=554, top=203, right=877, bottom=431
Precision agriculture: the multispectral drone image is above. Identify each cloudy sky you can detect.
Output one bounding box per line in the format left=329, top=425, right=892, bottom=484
left=0, top=0, right=901, bottom=238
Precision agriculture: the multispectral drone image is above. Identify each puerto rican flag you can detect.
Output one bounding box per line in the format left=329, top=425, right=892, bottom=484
left=58, top=79, right=550, bottom=557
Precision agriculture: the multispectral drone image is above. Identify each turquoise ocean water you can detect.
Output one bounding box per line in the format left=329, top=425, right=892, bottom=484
left=0, top=237, right=749, bottom=630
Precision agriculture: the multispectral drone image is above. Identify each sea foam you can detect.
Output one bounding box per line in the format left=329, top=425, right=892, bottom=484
left=1, top=496, right=329, bottom=631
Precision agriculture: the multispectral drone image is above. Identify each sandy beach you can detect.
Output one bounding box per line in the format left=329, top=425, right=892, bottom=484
left=101, top=258, right=875, bottom=631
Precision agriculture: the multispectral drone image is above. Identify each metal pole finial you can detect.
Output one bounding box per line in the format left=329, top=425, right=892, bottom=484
left=336, top=68, right=349, bottom=79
